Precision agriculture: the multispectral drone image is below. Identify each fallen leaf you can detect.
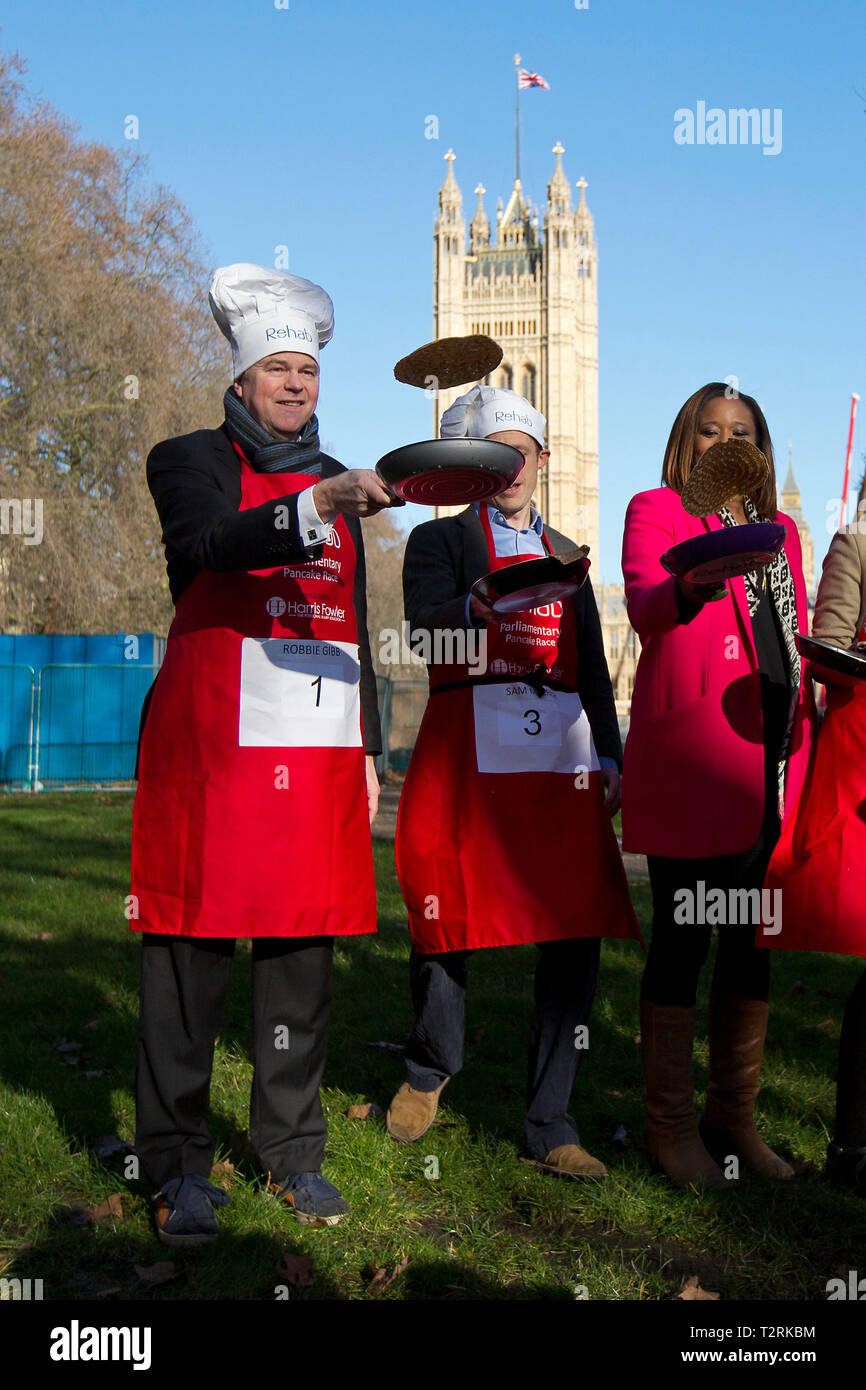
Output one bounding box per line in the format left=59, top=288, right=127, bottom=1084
left=211, top=1160, right=235, bottom=1183
left=676, top=1275, right=720, bottom=1301
left=347, top=1103, right=383, bottom=1120
left=275, top=1252, right=315, bottom=1288
left=814, top=1019, right=835, bottom=1033
left=633, top=1034, right=641, bottom=1046
left=37, top=931, right=55, bottom=941
left=134, top=1261, right=177, bottom=1287
left=365, top=1255, right=411, bottom=1295
left=82, top=1194, right=124, bottom=1225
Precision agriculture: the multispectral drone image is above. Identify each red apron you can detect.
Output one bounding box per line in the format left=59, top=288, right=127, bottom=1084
left=130, top=444, right=377, bottom=939
left=763, top=679, right=866, bottom=956
left=395, top=504, right=640, bottom=953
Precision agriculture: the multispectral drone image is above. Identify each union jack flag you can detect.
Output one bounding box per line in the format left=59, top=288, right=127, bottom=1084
left=518, top=69, right=550, bottom=90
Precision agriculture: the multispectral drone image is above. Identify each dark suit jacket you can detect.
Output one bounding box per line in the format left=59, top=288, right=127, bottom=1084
left=138, top=421, right=381, bottom=758
left=402, top=505, right=622, bottom=767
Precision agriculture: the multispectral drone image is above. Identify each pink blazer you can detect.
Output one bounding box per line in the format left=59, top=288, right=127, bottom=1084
left=621, top=487, right=814, bottom=858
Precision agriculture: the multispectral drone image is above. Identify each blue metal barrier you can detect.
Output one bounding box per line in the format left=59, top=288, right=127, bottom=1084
left=1, top=661, right=397, bottom=790
left=0, top=665, right=37, bottom=790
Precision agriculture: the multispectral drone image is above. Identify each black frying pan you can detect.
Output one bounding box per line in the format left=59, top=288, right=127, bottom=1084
left=375, top=438, right=524, bottom=507
left=796, top=633, right=866, bottom=681
left=472, top=547, right=591, bottom=614
left=660, top=522, right=785, bottom=584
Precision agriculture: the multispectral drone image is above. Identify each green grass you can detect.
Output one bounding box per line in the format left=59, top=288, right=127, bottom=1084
left=0, top=790, right=864, bottom=1301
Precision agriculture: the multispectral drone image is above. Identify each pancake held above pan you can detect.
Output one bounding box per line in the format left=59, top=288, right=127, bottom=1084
left=394, top=335, right=503, bottom=390
left=680, top=438, right=770, bottom=518
left=660, top=522, right=786, bottom=585
left=471, top=547, right=591, bottom=615
left=795, top=634, right=866, bottom=681
left=375, top=437, right=524, bottom=506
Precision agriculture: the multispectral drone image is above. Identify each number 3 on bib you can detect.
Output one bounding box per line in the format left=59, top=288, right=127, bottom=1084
left=472, top=682, right=600, bottom=775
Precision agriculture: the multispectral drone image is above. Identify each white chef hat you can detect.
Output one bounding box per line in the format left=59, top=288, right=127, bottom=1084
left=440, top=385, right=546, bottom=450
left=208, top=264, right=334, bottom=378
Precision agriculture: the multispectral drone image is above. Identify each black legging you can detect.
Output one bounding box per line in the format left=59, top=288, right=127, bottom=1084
left=641, top=845, right=773, bottom=1007
left=835, top=961, right=866, bottom=1146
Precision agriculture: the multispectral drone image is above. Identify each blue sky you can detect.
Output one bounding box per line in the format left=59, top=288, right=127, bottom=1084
left=4, top=0, right=865, bottom=582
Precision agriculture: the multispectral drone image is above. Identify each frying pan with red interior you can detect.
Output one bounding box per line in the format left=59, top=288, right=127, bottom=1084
left=375, top=438, right=524, bottom=507
left=472, top=547, right=591, bottom=615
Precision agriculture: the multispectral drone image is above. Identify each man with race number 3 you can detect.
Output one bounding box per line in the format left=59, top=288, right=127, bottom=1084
left=391, top=385, right=640, bottom=1178
left=130, top=264, right=397, bottom=1244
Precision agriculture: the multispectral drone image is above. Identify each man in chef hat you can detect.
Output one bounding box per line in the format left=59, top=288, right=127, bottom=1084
left=131, top=264, right=396, bottom=1244
left=390, top=384, right=639, bottom=1177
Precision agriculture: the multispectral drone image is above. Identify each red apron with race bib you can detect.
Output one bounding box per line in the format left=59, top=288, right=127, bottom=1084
left=395, top=504, right=640, bottom=953
left=763, top=679, right=866, bottom=956
left=130, top=443, right=377, bottom=938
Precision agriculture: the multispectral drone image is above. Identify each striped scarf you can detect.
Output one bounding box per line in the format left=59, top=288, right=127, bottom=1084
left=223, top=387, right=322, bottom=475
left=718, top=495, right=801, bottom=810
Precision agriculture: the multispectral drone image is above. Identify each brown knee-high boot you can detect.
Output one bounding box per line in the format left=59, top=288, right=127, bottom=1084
left=699, top=994, right=794, bottom=1179
left=640, top=1001, right=730, bottom=1189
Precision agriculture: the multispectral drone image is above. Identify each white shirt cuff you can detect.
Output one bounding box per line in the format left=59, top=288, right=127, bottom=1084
left=296, top=485, right=334, bottom=550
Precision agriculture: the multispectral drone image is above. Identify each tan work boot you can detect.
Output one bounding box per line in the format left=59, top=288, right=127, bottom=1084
left=522, top=1144, right=608, bottom=1178
left=641, top=1000, right=731, bottom=1190
left=386, top=1078, right=449, bottom=1144
left=699, top=994, right=795, bottom=1180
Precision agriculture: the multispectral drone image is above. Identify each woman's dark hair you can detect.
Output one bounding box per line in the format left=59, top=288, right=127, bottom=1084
left=661, top=382, right=777, bottom=518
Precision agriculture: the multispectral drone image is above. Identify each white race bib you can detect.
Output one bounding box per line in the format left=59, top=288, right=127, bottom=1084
left=238, top=638, right=362, bottom=748
left=472, top=682, right=600, bottom=775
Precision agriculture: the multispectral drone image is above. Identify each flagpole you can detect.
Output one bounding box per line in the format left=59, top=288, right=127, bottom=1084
left=839, top=392, right=860, bottom=528
left=514, top=53, right=521, bottom=184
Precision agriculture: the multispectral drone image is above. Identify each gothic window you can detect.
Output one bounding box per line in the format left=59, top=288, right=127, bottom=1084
left=561, top=232, right=568, bottom=248
left=521, top=364, right=536, bottom=405
left=498, top=364, right=513, bottom=390
left=578, top=232, right=587, bottom=245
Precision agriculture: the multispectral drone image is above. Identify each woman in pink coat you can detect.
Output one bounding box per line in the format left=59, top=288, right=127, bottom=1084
left=621, top=382, right=814, bottom=1189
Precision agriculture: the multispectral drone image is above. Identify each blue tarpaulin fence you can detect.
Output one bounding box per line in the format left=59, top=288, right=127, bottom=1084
left=0, top=634, right=395, bottom=789
left=0, top=634, right=164, bottom=790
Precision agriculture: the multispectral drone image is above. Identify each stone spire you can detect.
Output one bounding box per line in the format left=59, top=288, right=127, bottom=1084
left=546, top=141, right=572, bottom=218
left=433, top=149, right=466, bottom=363
left=575, top=175, right=594, bottom=236
left=469, top=183, right=490, bottom=251
left=779, top=444, right=815, bottom=593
